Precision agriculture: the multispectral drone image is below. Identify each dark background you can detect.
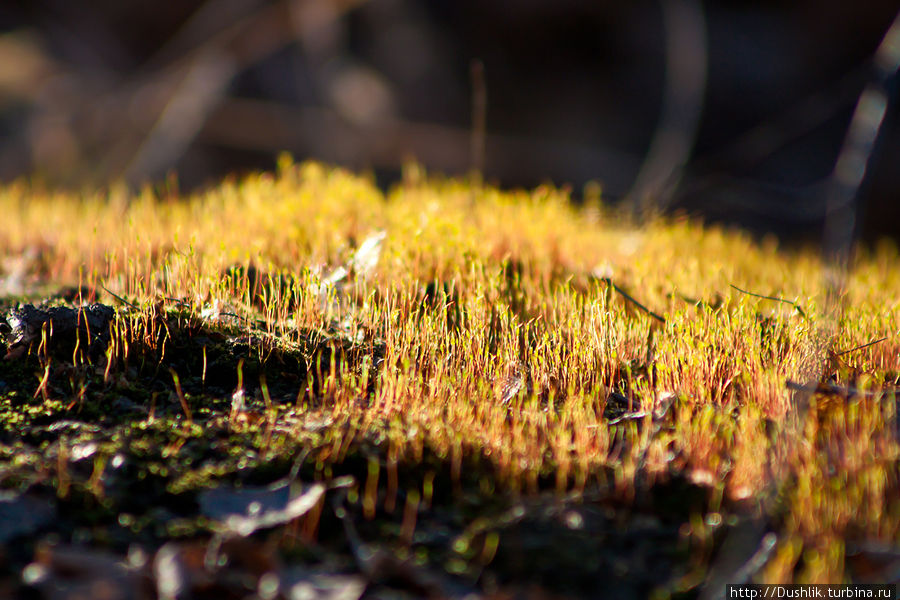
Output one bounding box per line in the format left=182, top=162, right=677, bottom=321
left=0, top=0, right=898, bottom=241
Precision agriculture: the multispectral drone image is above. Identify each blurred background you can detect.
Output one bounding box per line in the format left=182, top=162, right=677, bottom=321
left=0, top=0, right=898, bottom=241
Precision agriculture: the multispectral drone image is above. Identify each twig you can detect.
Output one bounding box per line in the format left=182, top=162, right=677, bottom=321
left=598, top=278, right=666, bottom=324
left=163, top=296, right=193, bottom=308
left=835, top=336, right=888, bottom=356
left=607, top=411, right=649, bottom=426
left=219, top=311, right=250, bottom=323
left=785, top=379, right=895, bottom=400
left=673, top=291, right=722, bottom=311
left=100, top=285, right=141, bottom=310
left=711, top=532, right=778, bottom=596
left=729, top=284, right=807, bottom=318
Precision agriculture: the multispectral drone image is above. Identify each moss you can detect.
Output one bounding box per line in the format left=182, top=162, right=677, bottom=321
left=0, top=162, right=896, bottom=589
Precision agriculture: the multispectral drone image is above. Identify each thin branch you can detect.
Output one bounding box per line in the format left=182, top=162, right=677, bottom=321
left=672, top=291, right=723, bottom=311
left=598, top=278, right=666, bottom=324
left=834, top=336, right=888, bottom=356
left=729, top=284, right=807, bottom=318
left=100, top=285, right=140, bottom=310
left=786, top=379, right=896, bottom=400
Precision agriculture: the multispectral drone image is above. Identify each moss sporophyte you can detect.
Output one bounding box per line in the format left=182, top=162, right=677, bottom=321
left=0, top=161, right=897, bottom=594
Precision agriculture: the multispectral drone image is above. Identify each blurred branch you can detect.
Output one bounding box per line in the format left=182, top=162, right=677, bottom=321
left=691, top=67, right=867, bottom=177
left=2, top=0, right=641, bottom=191
left=677, top=67, right=869, bottom=221
left=123, top=49, right=236, bottom=183
left=823, top=9, right=900, bottom=268
left=626, top=0, right=708, bottom=217
left=141, top=0, right=268, bottom=69
left=120, top=0, right=369, bottom=183
left=0, top=0, right=369, bottom=185
left=198, top=98, right=641, bottom=187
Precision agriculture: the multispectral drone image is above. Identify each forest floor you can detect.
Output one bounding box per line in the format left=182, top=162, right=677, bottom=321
left=0, top=160, right=898, bottom=599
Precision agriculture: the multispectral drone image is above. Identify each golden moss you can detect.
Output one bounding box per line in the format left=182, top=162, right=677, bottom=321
left=1, top=159, right=898, bottom=583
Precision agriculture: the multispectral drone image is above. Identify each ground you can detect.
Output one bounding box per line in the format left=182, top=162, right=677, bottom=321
left=0, top=160, right=898, bottom=598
